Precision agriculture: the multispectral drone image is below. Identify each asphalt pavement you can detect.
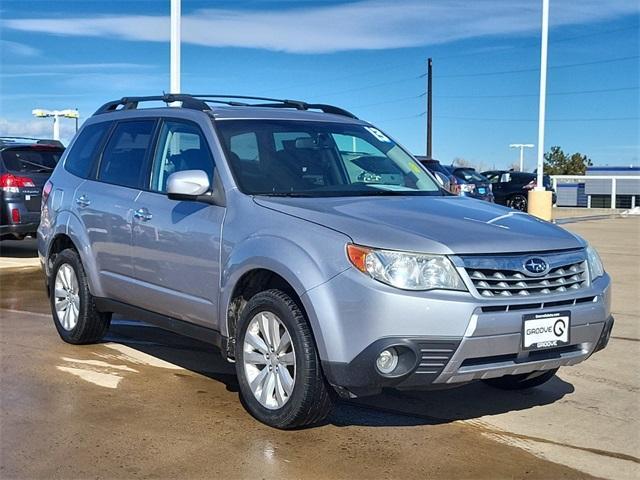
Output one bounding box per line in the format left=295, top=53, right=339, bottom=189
left=1, top=217, right=638, bottom=479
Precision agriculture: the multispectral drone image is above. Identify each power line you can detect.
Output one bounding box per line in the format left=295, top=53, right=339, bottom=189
left=317, top=55, right=638, bottom=99
left=368, top=113, right=638, bottom=123
left=435, top=85, right=639, bottom=99
left=351, top=85, right=638, bottom=110
left=436, top=115, right=639, bottom=122
left=433, top=55, right=639, bottom=78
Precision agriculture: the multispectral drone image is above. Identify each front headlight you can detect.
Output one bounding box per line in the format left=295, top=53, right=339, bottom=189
left=586, top=245, right=605, bottom=280
left=347, top=244, right=466, bottom=291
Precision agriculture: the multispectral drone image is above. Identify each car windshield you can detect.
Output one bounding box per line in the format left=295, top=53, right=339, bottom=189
left=1, top=147, right=62, bottom=173
left=455, top=169, right=487, bottom=182
left=215, top=120, right=442, bottom=197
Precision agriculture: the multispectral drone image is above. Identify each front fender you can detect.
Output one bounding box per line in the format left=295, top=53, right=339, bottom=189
left=219, top=230, right=351, bottom=346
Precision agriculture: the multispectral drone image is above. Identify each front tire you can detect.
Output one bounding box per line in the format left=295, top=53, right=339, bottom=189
left=49, top=248, right=111, bottom=344
left=507, top=194, right=528, bottom=211
left=235, top=289, right=333, bottom=429
left=483, top=368, right=558, bottom=390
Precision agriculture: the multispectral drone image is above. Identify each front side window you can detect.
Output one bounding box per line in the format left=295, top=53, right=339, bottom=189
left=65, top=121, right=112, bottom=178
left=216, top=120, right=441, bottom=197
left=98, top=120, right=155, bottom=189
left=149, top=120, right=215, bottom=193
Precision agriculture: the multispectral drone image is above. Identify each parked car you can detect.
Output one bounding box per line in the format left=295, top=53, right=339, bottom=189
left=1, top=137, right=64, bottom=240
left=482, top=170, right=556, bottom=211
left=448, top=167, right=494, bottom=202
left=39, top=94, right=613, bottom=429
left=415, top=157, right=456, bottom=193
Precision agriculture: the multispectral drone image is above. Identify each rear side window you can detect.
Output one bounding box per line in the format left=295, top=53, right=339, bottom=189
left=98, top=120, right=155, bottom=189
left=1, top=148, right=62, bottom=174
left=65, top=122, right=112, bottom=178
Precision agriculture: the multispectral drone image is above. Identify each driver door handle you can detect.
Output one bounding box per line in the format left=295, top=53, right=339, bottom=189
left=133, top=207, right=153, bottom=222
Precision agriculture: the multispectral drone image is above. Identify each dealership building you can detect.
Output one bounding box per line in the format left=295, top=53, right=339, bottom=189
left=555, top=166, right=640, bottom=209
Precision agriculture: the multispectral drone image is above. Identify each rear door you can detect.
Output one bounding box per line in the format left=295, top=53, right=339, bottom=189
left=131, top=118, right=224, bottom=328
left=75, top=119, right=157, bottom=304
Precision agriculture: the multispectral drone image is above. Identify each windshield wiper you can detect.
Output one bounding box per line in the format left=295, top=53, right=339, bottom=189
left=257, top=192, right=314, bottom=197
left=17, top=159, right=53, bottom=171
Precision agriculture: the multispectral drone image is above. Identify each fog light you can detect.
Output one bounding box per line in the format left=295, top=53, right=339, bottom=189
left=376, top=348, right=399, bottom=374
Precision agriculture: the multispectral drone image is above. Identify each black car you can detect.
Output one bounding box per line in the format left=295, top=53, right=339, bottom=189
left=0, top=138, right=64, bottom=240
left=415, top=157, right=457, bottom=193
left=482, top=170, right=556, bottom=211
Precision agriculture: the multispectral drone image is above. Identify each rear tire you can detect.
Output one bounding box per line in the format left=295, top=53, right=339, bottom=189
left=235, top=289, right=334, bottom=429
left=49, top=248, right=111, bottom=344
left=483, top=368, right=558, bottom=390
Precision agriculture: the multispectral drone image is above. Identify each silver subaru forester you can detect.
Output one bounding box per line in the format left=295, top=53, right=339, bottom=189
left=38, top=94, right=613, bottom=428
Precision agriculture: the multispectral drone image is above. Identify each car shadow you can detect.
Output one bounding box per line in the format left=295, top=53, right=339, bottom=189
left=106, top=319, right=575, bottom=429
left=0, top=238, right=38, bottom=258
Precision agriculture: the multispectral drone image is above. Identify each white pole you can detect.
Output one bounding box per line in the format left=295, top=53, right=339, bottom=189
left=52, top=115, right=60, bottom=140
left=519, top=146, right=525, bottom=172
left=535, top=0, right=549, bottom=191
left=170, top=0, right=181, bottom=95
left=611, top=178, right=617, bottom=209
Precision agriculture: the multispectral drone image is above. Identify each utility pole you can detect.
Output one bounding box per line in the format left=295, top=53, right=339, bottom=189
left=426, top=58, right=433, bottom=159
left=170, top=0, right=181, bottom=95
left=509, top=143, right=534, bottom=171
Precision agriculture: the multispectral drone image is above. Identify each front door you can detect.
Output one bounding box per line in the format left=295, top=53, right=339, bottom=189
left=131, top=119, right=224, bottom=329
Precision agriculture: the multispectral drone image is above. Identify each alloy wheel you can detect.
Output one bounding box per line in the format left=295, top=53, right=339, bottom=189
left=54, top=264, right=80, bottom=331
left=243, top=311, right=296, bottom=410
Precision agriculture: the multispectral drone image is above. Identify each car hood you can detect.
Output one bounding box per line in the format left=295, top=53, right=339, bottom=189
left=253, top=195, right=585, bottom=255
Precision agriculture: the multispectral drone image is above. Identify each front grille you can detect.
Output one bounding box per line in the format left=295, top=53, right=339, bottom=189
left=462, top=251, right=589, bottom=298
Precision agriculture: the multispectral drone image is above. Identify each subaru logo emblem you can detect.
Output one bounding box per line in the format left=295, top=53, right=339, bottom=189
left=524, top=258, right=548, bottom=275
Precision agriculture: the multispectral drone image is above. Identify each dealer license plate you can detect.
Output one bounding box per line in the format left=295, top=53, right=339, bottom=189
left=522, top=311, right=570, bottom=350
left=478, top=187, right=486, bottom=194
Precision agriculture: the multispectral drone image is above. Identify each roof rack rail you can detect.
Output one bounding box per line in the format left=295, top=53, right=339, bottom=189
left=93, top=94, right=358, bottom=119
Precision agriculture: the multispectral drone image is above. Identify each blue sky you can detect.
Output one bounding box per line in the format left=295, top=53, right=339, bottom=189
left=1, top=0, right=638, bottom=170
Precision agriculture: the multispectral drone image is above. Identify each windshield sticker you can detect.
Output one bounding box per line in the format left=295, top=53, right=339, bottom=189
left=408, top=162, right=422, bottom=174
left=364, top=127, right=391, bottom=143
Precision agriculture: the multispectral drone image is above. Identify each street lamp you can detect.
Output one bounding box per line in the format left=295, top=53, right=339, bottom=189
left=32, top=109, right=79, bottom=140
left=509, top=143, right=535, bottom=172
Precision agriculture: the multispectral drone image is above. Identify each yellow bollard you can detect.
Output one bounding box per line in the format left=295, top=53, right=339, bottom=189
left=527, top=190, right=553, bottom=221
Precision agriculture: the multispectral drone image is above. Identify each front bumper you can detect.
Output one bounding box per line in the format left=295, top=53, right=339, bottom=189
left=304, top=267, right=612, bottom=397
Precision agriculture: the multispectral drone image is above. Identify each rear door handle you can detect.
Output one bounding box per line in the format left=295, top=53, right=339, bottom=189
left=76, top=195, right=90, bottom=208
left=133, top=207, right=153, bottom=222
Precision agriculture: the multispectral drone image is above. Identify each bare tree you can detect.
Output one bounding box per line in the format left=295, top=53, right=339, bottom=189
left=452, top=157, right=472, bottom=168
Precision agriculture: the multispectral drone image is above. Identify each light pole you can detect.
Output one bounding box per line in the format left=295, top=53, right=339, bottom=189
left=528, top=0, right=553, bottom=220
left=32, top=109, right=79, bottom=141
left=170, top=0, right=181, bottom=95
left=509, top=143, right=534, bottom=172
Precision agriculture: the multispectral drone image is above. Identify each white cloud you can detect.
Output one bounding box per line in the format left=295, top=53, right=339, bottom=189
left=3, top=0, right=639, bottom=54
left=0, top=39, right=40, bottom=56
left=0, top=118, right=77, bottom=145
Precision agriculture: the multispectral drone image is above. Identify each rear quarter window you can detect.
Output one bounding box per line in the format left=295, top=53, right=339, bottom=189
left=65, top=121, right=113, bottom=179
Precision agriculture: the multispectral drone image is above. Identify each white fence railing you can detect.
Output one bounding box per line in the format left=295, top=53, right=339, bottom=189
left=551, top=175, right=640, bottom=209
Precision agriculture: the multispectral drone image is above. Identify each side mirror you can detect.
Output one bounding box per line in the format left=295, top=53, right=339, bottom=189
left=167, top=170, right=211, bottom=201
left=433, top=171, right=451, bottom=192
